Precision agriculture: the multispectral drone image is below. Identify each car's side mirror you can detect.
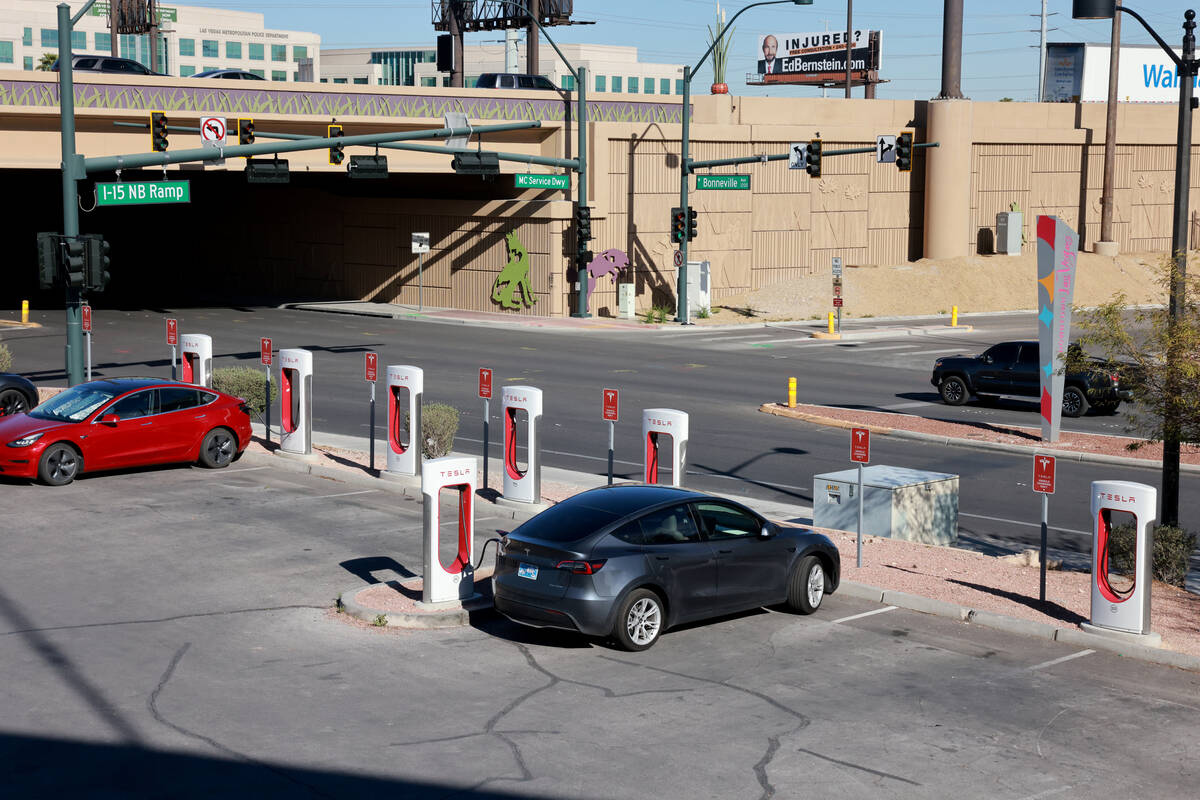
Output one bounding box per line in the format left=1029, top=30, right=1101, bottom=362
left=760, top=523, right=774, bottom=539
left=982, top=355, right=993, bottom=364
left=99, top=413, right=119, bottom=425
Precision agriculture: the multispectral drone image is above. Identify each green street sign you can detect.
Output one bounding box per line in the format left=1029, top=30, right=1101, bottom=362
left=96, top=181, right=191, bottom=207
left=696, top=174, right=750, bottom=190
left=515, top=173, right=570, bottom=189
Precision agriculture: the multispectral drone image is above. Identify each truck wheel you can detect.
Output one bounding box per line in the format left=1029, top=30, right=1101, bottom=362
left=1062, top=386, right=1089, bottom=418
left=939, top=376, right=969, bottom=406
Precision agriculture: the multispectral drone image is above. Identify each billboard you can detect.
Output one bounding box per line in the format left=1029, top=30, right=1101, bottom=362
left=749, top=29, right=881, bottom=86
left=1044, top=42, right=1195, bottom=103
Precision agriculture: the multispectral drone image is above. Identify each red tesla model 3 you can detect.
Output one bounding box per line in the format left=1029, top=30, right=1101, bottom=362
left=0, top=378, right=252, bottom=486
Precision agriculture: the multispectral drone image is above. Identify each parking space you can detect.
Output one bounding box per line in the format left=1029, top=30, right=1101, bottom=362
left=2, top=461, right=1199, bottom=797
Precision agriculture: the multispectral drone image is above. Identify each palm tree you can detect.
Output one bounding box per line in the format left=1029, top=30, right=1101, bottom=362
left=36, top=52, right=57, bottom=71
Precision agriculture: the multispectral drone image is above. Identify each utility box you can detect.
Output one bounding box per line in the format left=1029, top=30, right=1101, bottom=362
left=674, top=260, right=711, bottom=317
left=813, top=465, right=959, bottom=546
left=996, top=211, right=1023, bottom=255
left=618, top=283, right=636, bottom=319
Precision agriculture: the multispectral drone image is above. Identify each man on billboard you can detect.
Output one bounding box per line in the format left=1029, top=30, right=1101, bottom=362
left=757, top=35, right=780, bottom=75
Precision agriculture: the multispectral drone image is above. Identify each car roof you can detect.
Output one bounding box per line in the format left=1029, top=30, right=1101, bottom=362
left=565, top=483, right=723, bottom=514
left=80, top=378, right=205, bottom=392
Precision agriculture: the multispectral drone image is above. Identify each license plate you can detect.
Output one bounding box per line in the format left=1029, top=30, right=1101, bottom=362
left=518, top=563, right=538, bottom=580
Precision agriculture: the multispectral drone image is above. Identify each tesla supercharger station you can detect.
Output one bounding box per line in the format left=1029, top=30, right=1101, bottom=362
left=502, top=385, right=542, bottom=504
left=180, top=333, right=212, bottom=387
left=386, top=365, right=423, bottom=477
left=1089, top=480, right=1157, bottom=636
left=421, top=456, right=477, bottom=603
left=279, top=348, right=313, bottom=455
left=643, top=408, right=688, bottom=487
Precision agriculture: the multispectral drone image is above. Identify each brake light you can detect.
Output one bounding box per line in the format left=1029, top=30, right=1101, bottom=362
left=1110, top=373, right=1120, bottom=385
left=556, top=559, right=607, bottom=575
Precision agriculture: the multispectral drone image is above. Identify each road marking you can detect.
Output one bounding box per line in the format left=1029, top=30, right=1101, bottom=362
left=696, top=333, right=775, bottom=342
left=304, top=489, right=379, bottom=500
left=960, top=511, right=1091, bottom=537
left=1028, top=649, right=1095, bottom=672
left=854, top=344, right=919, bottom=352
left=831, top=606, right=898, bottom=624
left=1015, top=787, right=1072, bottom=800
left=877, top=401, right=929, bottom=410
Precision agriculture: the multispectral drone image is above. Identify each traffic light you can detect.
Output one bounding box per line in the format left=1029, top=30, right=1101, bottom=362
left=328, top=124, right=344, bottom=166
left=37, top=232, right=59, bottom=289
left=806, top=138, right=822, bottom=178
left=63, top=236, right=86, bottom=288
left=151, top=111, right=168, bottom=152
left=83, top=235, right=111, bottom=293
left=687, top=206, right=698, bottom=241
left=896, top=131, right=913, bottom=172
left=576, top=205, right=592, bottom=243
left=671, top=207, right=686, bottom=243
left=238, top=117, right=255, bottom=146
left=576, top=248, right=594, bottom=278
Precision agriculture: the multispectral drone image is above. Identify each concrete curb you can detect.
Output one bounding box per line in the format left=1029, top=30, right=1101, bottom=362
left=840, top=580, right=1200, bottom=672
left=337, top=580, right=484, bottom=629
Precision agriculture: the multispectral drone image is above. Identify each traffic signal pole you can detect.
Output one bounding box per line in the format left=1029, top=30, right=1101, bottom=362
left=575, top=65, right=589, bottom=318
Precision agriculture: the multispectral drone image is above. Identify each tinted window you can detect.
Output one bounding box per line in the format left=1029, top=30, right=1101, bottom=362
left=31, top=385, right=117, bottom=422
left=107, top=391, right=154, bottom=419
left=500, top=75, right=515, bottom=88
left=199, top=391, right=218, bottom=405
left=609, top=519, right=643, bottom=545
left=160, top=387, right=201, bottom=413
left=476, top=74, right=497, bottom=88
left=74, top=57, right=99, bottom=70
left=533, top=76, right=555, bottom=90
left=640, top=504, right=701, bottom=545
left=512, top=499, right=622, bottom=543
left=693, top=502, right=760, bottom=541
left=1018, top=344, right=1039, bottom=364
left=517, top=76, right=534, bottom=89
left=985, top=343, right=1020, bottom=364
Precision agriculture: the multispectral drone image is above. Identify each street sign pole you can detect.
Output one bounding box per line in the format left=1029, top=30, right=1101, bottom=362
left=369, top=382, right=376, bottom=472
left=479, top=367, right=493, bottom=490
left=1041, top=492, right=1049, bottom=602
left=603, top=388, right=619, bottom=485
left=608, top=421, right=615, bottom=486
left=418, top=252, right=424, bottom=312
left=365, top=353, right=378, bottom=472
left=851, top=426, right=870, bottom=567
left=170, top=345, right=176, bottom=380
left=858, top=461, right=864, bottom=567
left=82, top=304, right=92, bottom=381
left=1033, top=453, right=1056, bottom=602
left=261, top=337, right=273, bottom=445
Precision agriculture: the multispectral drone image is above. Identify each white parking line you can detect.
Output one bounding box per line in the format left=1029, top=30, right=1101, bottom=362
left=696, top=333, right=776, bottom=343
left=831, top=606, right=898, bottom=624
left=302, top=490, right=379, bottom=500
left=854, top=344, right=919, bottom=352
left=1028, top=649, right=1095, bottom=671
left=959, top=511, right=1091, bottom=537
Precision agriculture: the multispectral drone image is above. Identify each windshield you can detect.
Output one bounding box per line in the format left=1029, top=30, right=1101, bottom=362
left=29, top=385, right=117, bottom=422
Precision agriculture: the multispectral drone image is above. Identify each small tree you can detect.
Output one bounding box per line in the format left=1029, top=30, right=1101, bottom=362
left=707, top=3, right=734, bottom=88
left=37, top=53, right=57, bottom=71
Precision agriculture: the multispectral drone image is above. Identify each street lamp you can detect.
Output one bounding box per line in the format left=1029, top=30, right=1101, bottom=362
left=677, top=1, right=812, bottom=323
left=1073, top=0, right=1196, bottom=527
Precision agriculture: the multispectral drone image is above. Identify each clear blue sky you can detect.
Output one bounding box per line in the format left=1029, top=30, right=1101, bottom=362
left=179, top=1, right=1183, bottom=101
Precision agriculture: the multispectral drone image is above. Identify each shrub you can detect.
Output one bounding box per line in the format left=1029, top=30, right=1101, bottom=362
left=407, top=403, right=459, bottom=458
left=0, top=342, right=11, bottom=373
left=1107, top=523, right=1197, bottom=588
left=212, top=366, right=277, bottom=416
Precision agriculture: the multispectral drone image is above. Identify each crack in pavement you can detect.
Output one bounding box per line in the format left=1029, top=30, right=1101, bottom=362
left=148, top=642, right=337, bottom=799
left=795, top=746, right=922, bottom=786
left=0, top=604, right=327, bottom=637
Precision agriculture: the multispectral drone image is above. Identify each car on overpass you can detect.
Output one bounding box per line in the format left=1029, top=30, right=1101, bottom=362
left=475, top=73, right=557, bottom=91
left=50, top=55, right=168, bottom=77
left=493, top=484, right=840, bottom=650
left=191, top=69, right=267, bottom=80
left=0, top=378, right=251, bottom=486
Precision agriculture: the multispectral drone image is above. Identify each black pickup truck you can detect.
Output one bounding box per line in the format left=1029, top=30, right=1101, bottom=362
left=930, top=340, right=1129, bottom=417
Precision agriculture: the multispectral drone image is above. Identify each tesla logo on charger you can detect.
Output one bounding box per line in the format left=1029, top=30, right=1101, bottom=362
left=281, top=354, right=301, bottom=367
left=647, top=418, right=673, bottom=428
left=439, top=468, right=472, bottom=478
left=1098, top=492, right=1136, bottom=503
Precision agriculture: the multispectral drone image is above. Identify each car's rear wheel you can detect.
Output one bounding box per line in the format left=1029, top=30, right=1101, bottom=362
left=0, top=388, right=30, bottom=417
left=1062, top=386, right=1089, bottom=418
left=787, top=555, right=826, bottom=615
left=198, top=428, right=237, bottom=468
left=939, top=376, right=969, bottom=406
left=613, top=589, right=664, bottom=651
left=38, top=443, right=80, bottom=486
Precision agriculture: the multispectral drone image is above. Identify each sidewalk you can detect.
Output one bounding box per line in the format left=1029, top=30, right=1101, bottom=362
left=244, top=422, right=1200, bottom=672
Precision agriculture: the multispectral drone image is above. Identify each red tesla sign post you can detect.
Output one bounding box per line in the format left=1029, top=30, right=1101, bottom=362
left=851, top=427, right=870, bottom=567
left=1033, top=454, right=1056, bottom=602
left=603, top=388, right=619, bottom=485
left=166, top=318, right=178, bottom=380
left=479, top=368, right=493, bottom=489
left=260, top=338, right=273, bottom=444
left=81, top=304, right=93, bottom=381
left=365, top=353, right=378, bottom=472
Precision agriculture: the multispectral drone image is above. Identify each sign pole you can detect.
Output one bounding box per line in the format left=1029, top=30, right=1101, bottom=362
left=365, top=353, right=378, bottom=472
left=265, top=365, right=271, bottom=444
left=857, top=461, right=864, bottom=568
left=86, top=328, right=91, bottom=381
left=170, top=345, right=176, bottom=380
left=483, top=397, right=490, bottom=490
left=850, top=426, right=870, bottom=568
left=1033, top=453, right=1056, bottom=603
left=1040, top=492, right=1049, bottom=603
left=608, top=421, right=615, bottom=485
left=369, top=382, right=376, bottom=473
left=82, top=304, right=92, bottom=382
left=261, top=337, right=273, bottom=445
left=602, top=388, right=620, bottom=484
left=418, top=252, right=424, bottom=312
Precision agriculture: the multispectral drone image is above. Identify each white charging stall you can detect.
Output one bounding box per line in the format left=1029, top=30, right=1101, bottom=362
left=421, top=456, right=477, bottom=603
left=386, top=365, right=423, bottom=476
left=502, top=385, right=542, bottom=504
left=643, top=408, right=688, bottom=487
left=180, top=333, right=212, bottom=387
left=279, top=348, right=313, bottom=455
left=1089, top=480, right=1157, bottom=636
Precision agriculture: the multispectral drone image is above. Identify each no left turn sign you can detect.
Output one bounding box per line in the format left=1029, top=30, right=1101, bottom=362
left=673, top=250, right=683, bottom=268
left=200, top=117, right=227, bottom=145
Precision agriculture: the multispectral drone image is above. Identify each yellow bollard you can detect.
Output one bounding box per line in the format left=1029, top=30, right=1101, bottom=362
left=788, top=377, right=797, bottom=408
left=951, top=305, right=958, bottom=327
left=21, top=300, right=28, bottom=324
left=827, top=312, right=835, bottom=334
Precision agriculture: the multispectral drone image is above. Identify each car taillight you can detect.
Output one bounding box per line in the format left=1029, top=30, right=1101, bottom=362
left=1110, top=373, right=1120, bottom=385
left=556, top=559, right=607, bottom=575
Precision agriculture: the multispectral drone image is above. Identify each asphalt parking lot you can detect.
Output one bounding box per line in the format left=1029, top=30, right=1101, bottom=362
left=3, top=460, right=1199, bottom=798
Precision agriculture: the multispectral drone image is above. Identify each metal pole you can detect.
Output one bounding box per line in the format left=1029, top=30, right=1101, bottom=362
left=678, top=65, right=691, bottom=324
left=1162, top=9, right=1196, bottom=528
left=57, top=3, right=84, bottom=386
left=170, top=344, right=176, bottom=380
left=109, top=0, right=118, bottom=56
left=448, top=0, right=464, bottom=88
left=264, top=365, right=271, bottom=444
left=607, top=420, right=615, bottom=485
left=1040, top=492, right=1049, bottom=602
left=86, top=329, right=91, bottom=381
left=1038, top=0, right=1048, bottom=101
left=856, top=461, right=864, bottom=568
left=574, top=65, right=590, bottom=317
left=836, top=306, right=841, bottom=334
left=1100, top=3, right=1122, bottom=246
left=527, top=0, right=541, bottom=75
left=482, top=397, right=490, bottom=490
left=418, top=252, right=424, bottom=312
left=845, top=0, right=853, bottom=98
left=369, top=382, right=376, bottom=473
left=939, top=0, right=964, bottom=99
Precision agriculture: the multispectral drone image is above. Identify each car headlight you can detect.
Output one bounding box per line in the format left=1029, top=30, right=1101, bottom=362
left=7, top=433, right=44, bottom=448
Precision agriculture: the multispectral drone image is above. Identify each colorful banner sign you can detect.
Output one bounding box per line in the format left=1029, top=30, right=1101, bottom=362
left=750, top=30, right=881, bottom=86
left=1036, top=216, right=1078, bottom=443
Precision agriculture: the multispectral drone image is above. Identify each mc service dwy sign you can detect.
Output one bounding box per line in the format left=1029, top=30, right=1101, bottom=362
left=97, top=181, right=191, bottom=206
left=515, top=174, right=570, bottom=190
